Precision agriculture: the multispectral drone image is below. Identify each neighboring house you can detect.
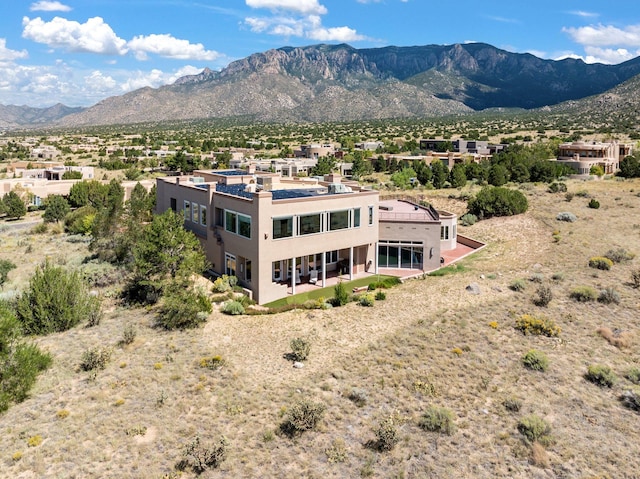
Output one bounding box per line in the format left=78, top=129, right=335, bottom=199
left=556, top=140, right=633, bottom=177
left=30, top=146, right=59, bottom=160
left=355, top=141, right=384, bottom=151
left=294, top=143, right=336, bottom=159
left=14, top=165, right=94, bottom=180
left=156, top=169, right=463, bottom=304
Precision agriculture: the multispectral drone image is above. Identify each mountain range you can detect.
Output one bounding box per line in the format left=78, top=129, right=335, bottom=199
left=2, top=42, right=640, bottom=129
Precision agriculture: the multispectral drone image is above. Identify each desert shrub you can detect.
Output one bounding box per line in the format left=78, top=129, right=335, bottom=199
left=79, top=347, right=112, bottom=372
left=548, top=182, right=567, bottom=193
left=515, top=314, right=560, bottom=337
left=347, top=388, right=368, bottom=407
left=373, top=417, right=399, bottom=451
left=375, top=291, right=386, bottom=300
left=575, top=189, right=590, bottom=197
left=289, top=337, right=311, bottom=361
left=16, top=260, right=102, bottom=335
left=533, top=285, right=553, bottom=307
left=596, top=327, right=631, bottom=349
left=332, top=281, right=350, bottom=306
left=368, top=277, right=401, bottom=290
left=598, top=287, right=621, bottom=304
left=0, top=259, right=16, bottom=289
left=199, top=355, right=225, bottom=370
left=588, top=198, right=600, bottom=209
left=521, top=349, right=549, bottom=372
left=604, top=248, right=635, bottom=263
left=30, top=222, right=48, bottom=234
left=589, top=256, right=613, bottom=270
left=467, top=186, right=528, bottom=219
left=509, top=278, right=526, bottom=292
left=358, top=293, right=375, bottom=307
left=419, top=406, right=456, bottom=435
left=619, top=390, right=640, bottom=412
left=517, top=415, right=552, bottom=445
left=121, top=323, right=136, bottom=345
left=565, top=192, right=575, bottom=202
left=211, top=274, right=238, bottom=293
left=633, top=270, right=640, bottom=288
left=64, top=205, right=97, bottom=235
left=221, top=300, right=245, bottom=316
left=503, top=397, right=522, bottom=412
left=325, top=438, right=348, bottom=463
left=0, top=306, right=52, bottom=413
left=280, top=399, right=326, bottom=437
left=529, top=273, right=544, bottom=283
left=459, top=213, right=477, bottom=226
left=157, top=287, right=212, bottom=329
left=177, top=435, right=228, bottom=474
left=626, top=368, right=640, bottom=384
left=569, top=286, right=597, bottom=302
left=556, top=212, right=577, bottom=222
left=585, top=364, right=617, bottom=388
left=551, top=272, right=565, bottom=281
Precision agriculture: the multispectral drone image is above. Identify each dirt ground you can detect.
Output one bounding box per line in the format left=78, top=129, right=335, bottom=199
left=1, top=178, right=639, bottom=478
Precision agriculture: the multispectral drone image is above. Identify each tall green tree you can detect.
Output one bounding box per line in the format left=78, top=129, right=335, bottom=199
left=310, top=156, right=336, bottom=176
left=43, top=195, right=70, bottom=223
left=449, top=163, right=467, bottom=188
left=2, top=192, right=26, bottom=220
left=430, top=160, right=448, bottom=189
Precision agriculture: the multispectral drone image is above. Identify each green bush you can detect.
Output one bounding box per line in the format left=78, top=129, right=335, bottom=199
left=585, top=364, right=617, bottom=388
left=589, top=257, right=613, bottom=270
left=333, top=281, right=350, bottom=306
left=459, top=213, right=478, bottom=226
left=588, top=198, right=600, bottom=209
left=157, top=287, right=212, bottom=329
left=509, top=278, right=526, bottom=292
left=43, top=195, right=70, bottom=223
left=375, top=291, right=386, bottom=301
left=467, top=186, right=528, bottom=219
left=358, top=293, right=375, bottom=307
left=515, top=314, right=560, bottom=337
left=517, top=415, right=552, bottom=445
left=418, top=406, right=456, bottom=435
left=16, top=261, right=102, bottom=335
left=211, top=274, right=238, bottom=293
left=502, top=397, right=522, bottom=413
left=373, top=417, right=399, bottom=451
left=626, top=368, right=640, bottom=384
left=289, top=337, right=311, bottom=361
left=0, top=259, right=16, bottom=289
left=63, top=205, right=97, bottom=235
left=121, top=323, right=136, bottom=345
left=598, top=287, right=621, bottom=304
left=368, top=277, right=401, bottom=290
left=569, top=286, right=597, bottom=302
left=221, top=300, right=245, bottom=316
left=522, top=349, right=549, bottom=372
left=0, top=305, right=52, bottom=413
left=280, top=399, right=326, bottom=437
left=548, top=182, right=567, bottom=193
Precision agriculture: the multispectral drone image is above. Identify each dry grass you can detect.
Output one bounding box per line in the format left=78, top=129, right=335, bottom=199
left=597, top=326, right=633, bottom=349
left=1, top=178, right=640, bottom=478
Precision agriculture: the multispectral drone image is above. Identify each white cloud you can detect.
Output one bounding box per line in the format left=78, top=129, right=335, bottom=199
left=245, top=13, right=367, bottom=42
left=22, top=16, right=129, bottom=55
left=308, top=25, right=365, bottom=42
left=0, top=39, right=29, bottom=62
left=127, top=34, right=220, bottom=61
left=84, top=70, right=117, bottom=92
left=30, top=1, right=72, bottom=12
left=246, top=0, right=327, bottom=15
left=563, top=24, right=640, bottom=47
left=569, top=11, right=599, bottom=18
left=583, top=46, right=639, bottom=64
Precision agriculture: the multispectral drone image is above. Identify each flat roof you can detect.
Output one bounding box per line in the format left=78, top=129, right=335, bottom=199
left=379, top=199, right=438, bottom=222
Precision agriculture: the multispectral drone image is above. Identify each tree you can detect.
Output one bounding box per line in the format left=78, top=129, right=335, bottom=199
left=390, top=167, right=417, bottom=189
left=62, top=170, right=83, bottom=180
left=468, top=186, right=529, bottom=219
left=310, top=156, right=336, bottom=176
left=619, top=155, right=640, bottom=178
left=128, top=209, right=208, bottom=302
left=43, top=195, right=70, bottom=223
left=16, top=261, right=102, bottom=335
left=449, top=163, right=467, bottom=188
left=430, top=160, right=448, bottom=189
left=2, top=191, right=26, bottom=220
left=488, top=164, right=508, bottom=186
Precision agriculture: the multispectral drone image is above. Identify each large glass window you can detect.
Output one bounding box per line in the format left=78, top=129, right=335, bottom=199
left=238, top=214, right=251, bottom=239
left=441, top=225, right=449, bottom=240
left=225, top=211, right=237, bottom=234
left=354, top=208, right=361, bottom=228
left=326, top=250, right=338, bottom=264
left=183, top=200, right=190, bottom=221
left=191, top=202, right=199, bottom=223
left=299, top=213, right=321, bottom=235
left=273, top=217, right=293, bottom=239
left=200, top=205, right=207, bottom=226
left=245, top=260, right=252, bottom=282
left=329, top=210, right=349, bottom=231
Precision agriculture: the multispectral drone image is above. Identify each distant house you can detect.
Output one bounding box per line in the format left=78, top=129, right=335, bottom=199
left=556, top=140, right=633, bottom=177
left=294, top=143, right=336, bottom=159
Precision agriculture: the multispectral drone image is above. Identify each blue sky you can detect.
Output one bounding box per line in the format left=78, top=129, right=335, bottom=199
left=1, top=0, right=639, bottom=107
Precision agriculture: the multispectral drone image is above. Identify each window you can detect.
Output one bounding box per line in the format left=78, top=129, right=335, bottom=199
left=273, top=217, right=293, bottom=239
left=191, top=202, right=199, bottom=223
left=368, top=205, right=374, bottom=225
left=225, top=210, right=237, bottom=234
left=215, top=208, right=224, bottom=227
left=183, top=201, right=190, bottom=221
left=238, top=214, right=251, bottom=239
left=200, top=205, right=207, bottom=226
left=441, top=225, right=449, bottom=240
left=272, top=260, right=281, bottom=281
left=245, top=260, right=252, bottom=282
left=353, top=208, right=361, bottom=228
left=329, top=210, right=349, bottom=231
left=325, top=250, right=338, bottom=264
left=299, top=213, right=321, bottom=235
left=225, top=253, right=236, bottom=277
left=170, top=198, right=177, bottom=212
